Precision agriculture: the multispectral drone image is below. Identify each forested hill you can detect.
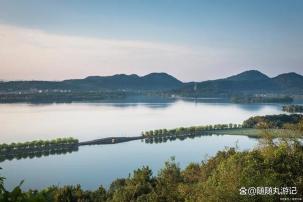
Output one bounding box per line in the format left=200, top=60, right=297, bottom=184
left=0, top=73, right=183, bottom=92
left=1, top=70, right=303, bottom=96
left=173, top=70, right=303, bottom=97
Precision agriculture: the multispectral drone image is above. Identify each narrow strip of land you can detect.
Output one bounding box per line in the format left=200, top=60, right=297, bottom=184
left=79, top=136, right=142, bottom=146
left=1, top=125, right=300, bottom=162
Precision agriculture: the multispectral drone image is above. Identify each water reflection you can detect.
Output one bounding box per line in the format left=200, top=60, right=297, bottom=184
left=0, top=99, right=299, bottom=191
left=144, top=133, right=214, bottom=144
left=1, top=135, right=258, bottom=191
left=0, top=100, right=286, bottom=143
left=144, top=132, right=261, bottom=144
left=234, top=104, right=270, bottom=111
left=97, top=102, right=173, bottom=109
left=0, top=146, right=78, bottom=163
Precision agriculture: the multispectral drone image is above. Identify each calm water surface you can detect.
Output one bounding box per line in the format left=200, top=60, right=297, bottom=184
left=0, top=100, right=289, bottom=190
left=0, top=100, right=284, bottom=143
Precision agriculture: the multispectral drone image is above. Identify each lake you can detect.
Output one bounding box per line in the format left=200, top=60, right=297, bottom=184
left=0, top=99, right=290, bottom=190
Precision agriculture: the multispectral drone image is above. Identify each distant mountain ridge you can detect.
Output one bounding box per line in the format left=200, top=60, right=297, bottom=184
left=0, top=72, right=183, bottom=92
left=176, top=70, right=303, bottom=96
left=0, top=70, right=303, bottom=96
left=272, top=72, right=303, bottom=90
left=225, top=70, right=270, bottom=81
left=65, top=72, right=183, bottom=91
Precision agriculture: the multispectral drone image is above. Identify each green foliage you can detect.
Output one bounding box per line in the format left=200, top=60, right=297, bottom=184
left=1, top=139, right=303, bottom=201
left=0, top=138, right=79, bottom=153
left=243, top=114, right=303, bottom=128
left=1, top=125, right=303, bottom=201
left=0, top=138, right=79, bottom=162
left=283, top=105, right=303, bottom=113
left=142, top=123, right=241, bottom=138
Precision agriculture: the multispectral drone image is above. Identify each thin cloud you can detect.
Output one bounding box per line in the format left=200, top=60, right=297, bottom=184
left=0, top=24, right=218, bottom=81
left=2, top=23, right=295, bottom=82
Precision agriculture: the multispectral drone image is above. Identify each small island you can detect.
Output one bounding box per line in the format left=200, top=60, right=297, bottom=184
left=282, top=105, right=303, bottom=113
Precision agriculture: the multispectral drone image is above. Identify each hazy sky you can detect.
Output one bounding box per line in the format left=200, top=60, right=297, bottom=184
left=0, top=0, right=302, bottom=82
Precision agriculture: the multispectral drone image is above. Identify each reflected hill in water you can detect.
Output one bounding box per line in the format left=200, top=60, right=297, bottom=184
left=22, top=96, right=279, bottom=112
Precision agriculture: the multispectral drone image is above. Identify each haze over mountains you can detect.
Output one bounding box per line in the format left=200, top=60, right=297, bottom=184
left=1, top=70, right=303, bottom=96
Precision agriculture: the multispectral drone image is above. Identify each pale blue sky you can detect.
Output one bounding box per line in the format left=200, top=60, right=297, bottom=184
left=0, top=0, right=302, bottom=81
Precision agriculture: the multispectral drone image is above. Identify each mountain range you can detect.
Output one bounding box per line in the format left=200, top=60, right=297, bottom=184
left=1, top=70, right=303, bottom=96
left=0, top=73, right=183, bottom=92
left=176, top=70, right=303, bottom=96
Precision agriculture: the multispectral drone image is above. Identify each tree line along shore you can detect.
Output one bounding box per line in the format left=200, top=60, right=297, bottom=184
left=0, top=138, right=79, bottom=153
left=0, top=138, right=79, bottom=162
left=142, top=114, right=303, bottom=140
